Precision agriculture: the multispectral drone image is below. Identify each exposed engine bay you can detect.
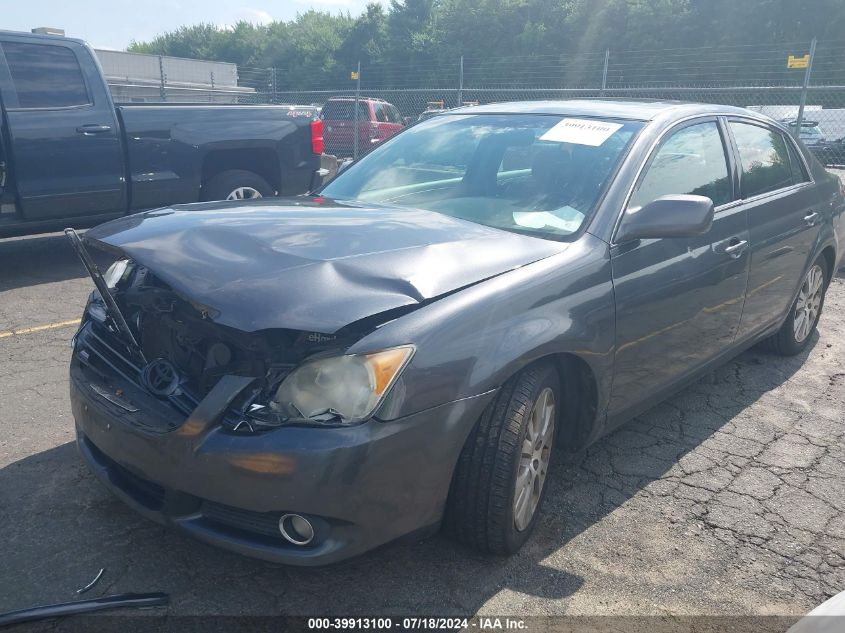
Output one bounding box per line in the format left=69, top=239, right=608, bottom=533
left=81, top=259, right=370, bottom=432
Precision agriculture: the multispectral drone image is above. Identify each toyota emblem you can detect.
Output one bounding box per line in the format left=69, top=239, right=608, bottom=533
left=140, top=358, right=180, bottom=396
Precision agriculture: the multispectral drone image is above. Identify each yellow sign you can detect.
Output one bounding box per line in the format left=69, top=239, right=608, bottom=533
left=787, top=54, right=810, bottom=69
left=350, top=71, right=359, bottom=80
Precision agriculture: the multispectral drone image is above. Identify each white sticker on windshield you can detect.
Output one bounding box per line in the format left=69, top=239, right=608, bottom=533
left=513, top=207, right=584, bottom=233
left=539, top=118, right=623, bottom=146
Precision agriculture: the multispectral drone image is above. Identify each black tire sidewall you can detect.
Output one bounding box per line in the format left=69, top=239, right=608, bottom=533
left=201, top=170, right=275, bottom=202
left=501, top=364, right=561, bottom=553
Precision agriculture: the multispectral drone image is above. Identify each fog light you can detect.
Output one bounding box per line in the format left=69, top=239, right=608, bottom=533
left=279, top=513, right=315, bottom=545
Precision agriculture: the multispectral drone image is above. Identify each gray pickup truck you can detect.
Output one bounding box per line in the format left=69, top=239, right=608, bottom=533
left=0, top=30, right=333, bottom=237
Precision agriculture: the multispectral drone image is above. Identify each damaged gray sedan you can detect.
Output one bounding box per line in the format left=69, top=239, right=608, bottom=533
left=70, top=100, right=844, bottom=565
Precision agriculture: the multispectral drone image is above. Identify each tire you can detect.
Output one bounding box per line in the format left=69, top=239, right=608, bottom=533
left=200, top=170, right=275, bottom=202
left=762, top=258, right=829, bottom=356
left=445, top=362, right=560, bottom=555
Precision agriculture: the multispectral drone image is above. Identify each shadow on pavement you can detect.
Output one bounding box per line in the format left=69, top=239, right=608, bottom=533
left=0, top=333, right=818, bottom=616
left=0, top=232, right=113, bottom=293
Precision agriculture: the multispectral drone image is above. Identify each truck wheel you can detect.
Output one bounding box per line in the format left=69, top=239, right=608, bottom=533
left=762, top=258, right=829, bottom=356
left=445, top=362, right=559, bottom=555
left=201, top=170, right=275, bottom=202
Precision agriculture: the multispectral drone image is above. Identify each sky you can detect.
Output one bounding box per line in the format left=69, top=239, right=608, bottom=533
left=4, top=0, right=372, bottom=50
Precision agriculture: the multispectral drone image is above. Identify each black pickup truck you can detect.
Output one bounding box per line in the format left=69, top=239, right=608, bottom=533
left=0, top=30, right=333, bottom=237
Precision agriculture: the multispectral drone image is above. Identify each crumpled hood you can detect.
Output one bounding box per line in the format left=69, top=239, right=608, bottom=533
left=85, top=197, right=568, bottom=333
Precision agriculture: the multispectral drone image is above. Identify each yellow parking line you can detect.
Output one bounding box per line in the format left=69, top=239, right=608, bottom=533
left=0, top=318, right=80, bottom=339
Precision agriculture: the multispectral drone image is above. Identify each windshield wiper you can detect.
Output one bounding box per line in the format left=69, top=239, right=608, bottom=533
left=65, top=228, right=147, bottom=364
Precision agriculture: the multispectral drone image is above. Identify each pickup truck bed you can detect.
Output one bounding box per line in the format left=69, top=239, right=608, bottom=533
left=0, top=30, right=332, bottom=237
left=117, top=104, right=325, bottom=211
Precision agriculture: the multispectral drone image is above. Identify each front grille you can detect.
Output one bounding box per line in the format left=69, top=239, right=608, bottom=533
left=201, top=500, right=286, bottom=540
left=84, top=436, right=166, bottom=510
left=79, top=320, right=200, bottom=419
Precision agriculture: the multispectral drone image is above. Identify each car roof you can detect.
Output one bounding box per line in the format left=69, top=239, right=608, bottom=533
left=446, top=99, right=767, bottom=122
left=0, top=29, right=86, bottom=45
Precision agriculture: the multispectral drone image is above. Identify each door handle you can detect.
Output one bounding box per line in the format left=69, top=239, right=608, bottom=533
left=76, top=124, right=112, bottom=135
left=804, top=211, right=820, bottom=226
left=724, top=239, right=749, bottom=258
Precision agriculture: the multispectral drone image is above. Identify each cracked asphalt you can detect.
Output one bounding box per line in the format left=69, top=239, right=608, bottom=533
left=0, top=230, right=843, bottom=619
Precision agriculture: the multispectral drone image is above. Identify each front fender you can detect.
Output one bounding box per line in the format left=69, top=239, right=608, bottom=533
left=351, top=234, right=615, bottom=428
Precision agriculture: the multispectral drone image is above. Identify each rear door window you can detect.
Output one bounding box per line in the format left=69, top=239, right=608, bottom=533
left=629, top=121, right=732, bottom=209
left=729, top=121, right=795, bottom=198
left=2, top=41, right=90, bottom=109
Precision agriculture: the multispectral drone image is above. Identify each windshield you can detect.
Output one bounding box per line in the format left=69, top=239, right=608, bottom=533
left=321, top=113, right=643, bottom=239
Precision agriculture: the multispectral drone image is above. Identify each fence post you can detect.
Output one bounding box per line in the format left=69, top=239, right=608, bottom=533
left=353, top=61, right=361, bottom=160
left=795, top=37, right=817, bottom=131
left=271, top=67, right=278, bottom=103
left=158, top=55, right=167, bottom=102
left=458, top=55, right=464, bottom=107
left=601, top=49, right=610, bottom=94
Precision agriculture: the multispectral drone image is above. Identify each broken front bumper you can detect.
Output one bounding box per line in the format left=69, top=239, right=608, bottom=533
left=70, top=351, right=493, bottom=565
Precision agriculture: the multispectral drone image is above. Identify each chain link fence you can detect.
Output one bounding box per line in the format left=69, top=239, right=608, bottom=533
left=97, top=41, right=845, bottom=166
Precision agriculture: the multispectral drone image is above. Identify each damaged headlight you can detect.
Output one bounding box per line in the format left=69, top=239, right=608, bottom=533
left=271, top=346, right=414, bottom=423
left=103, top=259, right=132, bottom=289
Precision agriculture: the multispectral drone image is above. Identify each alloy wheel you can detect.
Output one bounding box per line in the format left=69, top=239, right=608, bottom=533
left=514, top=387, right=555, bottom=531
left=794, top=264, right=824, bottom=343
left=226, top=186, right=263, bottom=201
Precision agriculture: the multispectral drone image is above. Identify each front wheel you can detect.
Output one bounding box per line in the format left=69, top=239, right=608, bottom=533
left=763, top=259, right=828, bottom=356
left=445, top=362, right=560, bottom=555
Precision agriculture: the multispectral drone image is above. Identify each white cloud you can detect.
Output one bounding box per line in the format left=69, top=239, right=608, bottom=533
left=237, top=8, right=274, bottom=24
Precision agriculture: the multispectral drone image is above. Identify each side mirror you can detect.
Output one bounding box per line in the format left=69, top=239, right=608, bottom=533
left=616, top=194, right=714, bottom=243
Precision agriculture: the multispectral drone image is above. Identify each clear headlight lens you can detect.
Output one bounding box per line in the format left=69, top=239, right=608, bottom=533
left=103, top=259, right=131, bottom=289
left=272, top=346, right=414, bottom=423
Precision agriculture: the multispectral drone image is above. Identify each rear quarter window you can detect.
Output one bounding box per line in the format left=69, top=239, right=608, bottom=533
left=785, top=138, right=811, bottom=184
left=386, top=105, right=403, bottom=124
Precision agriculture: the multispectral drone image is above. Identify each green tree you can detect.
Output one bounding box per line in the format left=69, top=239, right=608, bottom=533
left=338, top=3, right=389, bottom=67
left=129, top=23, right=228, bottom=61
left=127, top=0, right=845, bottom=91
left=263, top=11, right=353, bottom=89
